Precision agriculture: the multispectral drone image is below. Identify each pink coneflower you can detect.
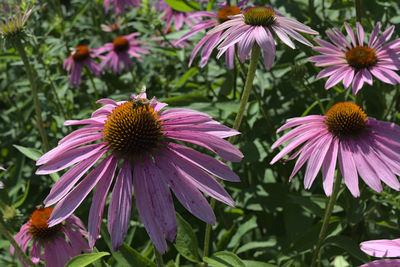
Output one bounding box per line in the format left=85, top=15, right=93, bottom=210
left=359, top=239, right=400, bottom=266
left=35, top=90, right=243, bottom=253
left=154, top=1, right=200, bottom=34
left=270, top=102, right=400, bottom=197
left=96, top=33, right=149, bottom=74
left=63, top=45, right=101, bottom=88
left=10, top=207, right=90, bottom=267
left=101, top=18, right=122, bottom=32
left=308, top=22, right=400, bottom=95
left=206, top=6, right=318, bottom=70
left=177, top=3, right=246, bottom=69
left=103, top=0, right=140, bottom=14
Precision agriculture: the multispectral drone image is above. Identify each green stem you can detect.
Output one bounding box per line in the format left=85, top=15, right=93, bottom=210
left=355, top=0, right=362, bottom=22
left=311, top=172, right=342, bottom=267
left=154, top=247, right=164, bottom=267
left=228, top=44, right=261, bottom=143
left=383, top=85, right=399, bottom=120
left=0, top=220, right=37, bottom=267
left=13, top=39, right=49, bottom=151
left=87, top=71, right=99, bottom=100
left=202, top=44, right=261, bottom=267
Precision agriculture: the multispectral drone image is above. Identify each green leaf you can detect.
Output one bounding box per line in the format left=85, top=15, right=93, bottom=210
left=13, top=145, right=42, bottom=161
left=65, top=252, right=110, bottom=267
left=324, top=235, right=369, bottom=263
left=242, top=260, right=278, bottom=267
left=118, top=244, right=156, bottom=267
left=174, top=213, right=201, bottom=263
left=203, top=251, right=246, bottom=267
left=163, top=93, right=209, bottom=106
left=164, top=0, right=199, bottom=12
left=236, top=239, right=277, bottom=254
left=175, top=67, right=198, bottom=87
left=228, top=216, right=257, bottom=249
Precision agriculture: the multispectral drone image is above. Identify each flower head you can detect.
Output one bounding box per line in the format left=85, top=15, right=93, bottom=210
left=204, top=6, right=318, bottom=70
left=177, top=1, right=247, bottom=69
left=103, top=0, right=140, bottom=14
left=0, top=2, right=32, bottom=41
left=63, top=45, right=101, bottom=87
left=35, top=89, right=243, bottom=253
left=270, top=102, right=400, bottom=197
left=308, top=22, right=400, bottom=95
left=95, top=33, right=149, bottom=74
left=10, top=207, right=90, bottom=267
left=154, top=1, right=201, bottom=34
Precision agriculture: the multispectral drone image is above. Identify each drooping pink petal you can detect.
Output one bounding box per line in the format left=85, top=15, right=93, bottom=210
left=108, top=160, right=133, bottom=250
left=322, top=137, right=339, bottom=196
left=338, top=140, right=359, bottom=197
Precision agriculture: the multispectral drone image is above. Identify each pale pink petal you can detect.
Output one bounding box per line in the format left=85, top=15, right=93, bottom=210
left=338, top=140, right=359, bottom=197
left=360, top=238, right=400, bottom=257
left=322, top=137, right=339, bottom=196
left=277, top=115, right=325, bottom=132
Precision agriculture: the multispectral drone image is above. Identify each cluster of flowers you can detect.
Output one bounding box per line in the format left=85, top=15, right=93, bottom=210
left=2, top=0, right=400, bottom=266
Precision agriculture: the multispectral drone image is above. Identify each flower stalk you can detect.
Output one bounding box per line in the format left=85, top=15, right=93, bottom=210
left=0, top=220, right=36, bottom=267
left=311, top=172, right=342, bottom=267
left=154, top=247, right=165, bottom=267
left=13, top=38, right=49, bottom=151
left=203, top=44, right=261, bottom=266
left=355, top=0, right=362, bottom=22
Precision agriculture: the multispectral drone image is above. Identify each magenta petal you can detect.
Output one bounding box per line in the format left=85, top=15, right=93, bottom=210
left=277, top=115, right=325, bottom=132
left=48, top=155, right=117, bottom=227
left=322, top=138, right=339, bottom=196
left=360, top=238, right=400, bottom=257
left=87, top=156, right=118, bottom=248
left=165, top=131, right=243, bottom=162
left=142, top=157, right=177, bottom=242
left=36, top=143, right=105, bottom=175
left=108, top=160, right=133, bottom=250
left=338, top=140, right=359, bottom=197
left=153, top=153, right=216, bottom=225
left=360, top=259, right=400, bottom=267
left=133, top=159, right=167, bottom=254
left=44, top=148, right=107, bottom=206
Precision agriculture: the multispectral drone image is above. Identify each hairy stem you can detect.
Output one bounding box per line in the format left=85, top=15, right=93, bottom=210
left=13, top=39, right=49, bottom=151
left=0, top=220, right=36, bottom=266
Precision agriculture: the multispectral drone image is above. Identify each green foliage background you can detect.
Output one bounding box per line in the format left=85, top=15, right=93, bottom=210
left=1, top=0, right=400, bottom=266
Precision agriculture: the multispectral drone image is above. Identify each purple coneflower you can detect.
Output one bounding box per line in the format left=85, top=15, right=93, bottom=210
left=96, top=33, right=149, bottom=74
left=0, top=2, right=32, bottom=37
left=205, top=6, right=318, bottom=69
left=308, top=22, right=400, bottom=95
left=177, top=2, right=246, bottom=69
left=63, top=45, right=101, bottom=88
left=35, top=90, right=243, bottom=253
left=154, top=1, right=200, bottom=34
left=359, top=239, right=400, bottom=266
left=270, top=102, right=400, bottom=197
left=103, top=0, right=140, bottom=14
left=10, top=207, right=90, bottom=267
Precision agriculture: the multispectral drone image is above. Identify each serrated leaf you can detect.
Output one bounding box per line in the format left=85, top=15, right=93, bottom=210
left=65, top=252, right=110, bottom=267
left=13, top=145, right=42, bottom=161
left=174, top=213, right=201, bottom=263
left=203, top=251, right=245, bottom=267
left=164, top=0, right=199, bottom=12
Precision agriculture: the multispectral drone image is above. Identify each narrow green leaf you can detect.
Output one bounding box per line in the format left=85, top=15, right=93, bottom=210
left=236, top=239, right=277, bottom=254
left=228, top=216, right=257, bottom=249
left=242, top=260, right=278, bottom=267
left=118, top=244, right=156, bottom=267
left=175, top=67, right=198, bottom=87
left=203, top=251, right=246, bottom=267
left=65, top=252, right=110, bottom=267
left=174, top=213, right=201, bottom=263
left=13, top=145, right=42, bottom=161
left=324, top=235, right=369, bottom=263
left=164, top=0, right=199, bottom=12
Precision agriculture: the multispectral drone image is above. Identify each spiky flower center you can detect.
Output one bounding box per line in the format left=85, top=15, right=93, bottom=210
left=72, top=45, right=90, bottom=62
left=243, top=7, right=275, bottom=27
left=103, top=101, right=163, bottom=158
left=324, top=102, right=367, bottom=138
left=28, top=207, right=62, bottom=240
left=345, top=46, right=377, bottom=69
left=217, top=6, right=241, bottom=24
left=113, top=36, right=130, bottom=53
